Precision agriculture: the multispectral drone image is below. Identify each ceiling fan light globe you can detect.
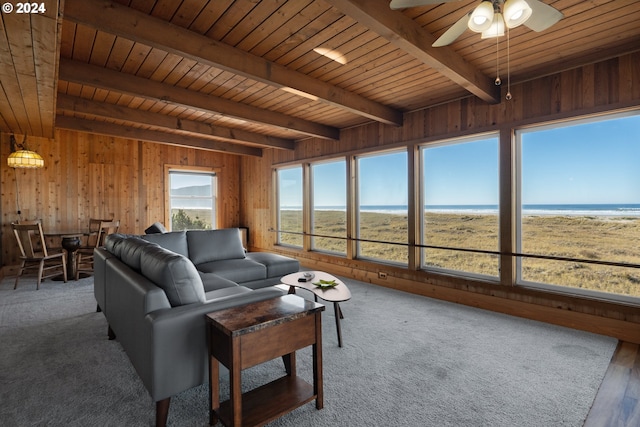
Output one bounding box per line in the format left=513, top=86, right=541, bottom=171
left=468, top=1, right=494, bottom=33
left=503, top=0, right=533, bottom=28
left=472, top=16, right=489, bottom=26
left=481, top=13, right=505, bottom=39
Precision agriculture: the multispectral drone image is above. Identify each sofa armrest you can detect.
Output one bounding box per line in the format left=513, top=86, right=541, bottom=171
left=140, top=286, right=285, bottom=402
left=93, top=247, right=114, bottom=314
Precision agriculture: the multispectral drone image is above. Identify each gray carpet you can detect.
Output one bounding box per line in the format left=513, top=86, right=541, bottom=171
left=0, top=274, right=617, bottom=427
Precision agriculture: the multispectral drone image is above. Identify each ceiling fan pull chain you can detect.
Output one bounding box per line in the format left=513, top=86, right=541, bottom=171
left=506, top=24, right=512, bottom=100
left=494, top=28, right=501, bottom=86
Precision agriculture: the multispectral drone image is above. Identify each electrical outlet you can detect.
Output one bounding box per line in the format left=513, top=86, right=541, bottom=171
left=378, top=271, right=387, bottom=279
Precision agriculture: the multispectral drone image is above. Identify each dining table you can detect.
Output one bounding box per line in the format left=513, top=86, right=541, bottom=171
left=43, top=230, right=95, bottom=280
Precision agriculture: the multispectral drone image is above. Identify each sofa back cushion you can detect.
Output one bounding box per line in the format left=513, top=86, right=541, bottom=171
left=142, top=230, right=189, bottom=257
left=187, top=228, right=246, bottom=265
left=119, top=237, right=157, bottom=271
left=104, top=234, right=129, bottom=258
left=140, top=246, right=205, bottom=307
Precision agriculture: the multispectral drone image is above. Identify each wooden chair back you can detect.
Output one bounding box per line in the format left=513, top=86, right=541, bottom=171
left=12, top=223, right=49, bottom=258
left=95, top=220, right=120, bottom=248
left=18, top=219, right=42, bottom=225
left=89, top=218, right=113, bottom=233
left=87, top=218, right=113, bottom=246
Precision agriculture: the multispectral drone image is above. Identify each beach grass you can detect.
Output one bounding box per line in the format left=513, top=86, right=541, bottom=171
left=280, top=210, right=640, bottom=298
left=170, top=209, right=213, bottom=229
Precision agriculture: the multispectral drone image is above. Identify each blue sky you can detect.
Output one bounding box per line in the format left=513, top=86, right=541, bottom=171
left=521, top=114, right=640, bottom=204
left=277, top=113, right=640, bottom=208
left=170, top=173, right=213, bottom=189
left=423, top=138, right=497, bottom=205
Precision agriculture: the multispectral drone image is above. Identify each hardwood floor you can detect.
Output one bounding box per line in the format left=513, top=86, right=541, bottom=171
left=584, top=341, right=640, bottom=427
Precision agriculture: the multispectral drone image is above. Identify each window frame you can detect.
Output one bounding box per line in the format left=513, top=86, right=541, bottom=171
left=165, top=165, right=218, bottom=231
left=418, top=133, right=501, bottom=280
left=514, top=111, right=640, bottom=305
left=275, top=164, right=304, bottom=248
left=310, top=157, right=348, bottom=256
left=354, top=148, right=409, bottom=266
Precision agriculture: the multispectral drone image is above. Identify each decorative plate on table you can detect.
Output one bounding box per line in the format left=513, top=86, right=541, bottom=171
left=313, top=279, right=339, bottom=289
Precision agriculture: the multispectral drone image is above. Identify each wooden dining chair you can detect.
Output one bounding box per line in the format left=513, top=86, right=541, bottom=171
left=75, top=220, right=120, bottom=280
left=85, top=218, right=113, bottom=246
left=12, top=222, right=68, bottom=289
left=17, top=219, right=65, bottom=252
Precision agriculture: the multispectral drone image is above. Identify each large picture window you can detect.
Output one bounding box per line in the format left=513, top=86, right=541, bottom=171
left=517, top=113, right=640, bottom=300
left=277, top=166, right=303, bottom=247
left=421, top=135, right=499, bottom=277
left=168, top=169, right=216, bottom=231
left=271, top=109, right=640, bottom=305
left=356, top=150, right=408, bottom=264
left=311, top=159, right=347, bottom=255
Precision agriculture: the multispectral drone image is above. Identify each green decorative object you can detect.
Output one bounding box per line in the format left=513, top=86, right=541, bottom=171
left=313, top=279, right=338, bottom=289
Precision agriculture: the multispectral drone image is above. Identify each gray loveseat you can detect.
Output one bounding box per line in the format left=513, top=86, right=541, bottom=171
left=93, top=228, right=299, bottom=426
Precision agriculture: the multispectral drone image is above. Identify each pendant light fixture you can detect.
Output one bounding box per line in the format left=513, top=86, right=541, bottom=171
left=7, top=134, right=44, bottom=221
left=7, top=135, right=44, bottom=168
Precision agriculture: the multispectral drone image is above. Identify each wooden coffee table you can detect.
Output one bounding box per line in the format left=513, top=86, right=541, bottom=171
left=206, top=295, right=325, bottom=427
left=281, top=271, right=351, bottom=348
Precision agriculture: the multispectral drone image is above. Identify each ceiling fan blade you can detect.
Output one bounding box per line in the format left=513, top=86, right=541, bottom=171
left=432, top=12, right=470, bottom=47
left=389, top=0, right=461, bottom=10
left=523, top=0, right=564, bottom=32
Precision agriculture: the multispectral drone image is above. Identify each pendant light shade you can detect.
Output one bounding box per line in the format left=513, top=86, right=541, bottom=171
left=503, top=0, right=533, bottom=28
left=8, top=149, right=44, bottom=168
left=468, top=1, right=494, bottom=33
left=481, top=13, right=505, bottom=39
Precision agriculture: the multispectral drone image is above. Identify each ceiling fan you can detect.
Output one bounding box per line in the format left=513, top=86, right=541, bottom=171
left=389, top=0, right=564, bottom=47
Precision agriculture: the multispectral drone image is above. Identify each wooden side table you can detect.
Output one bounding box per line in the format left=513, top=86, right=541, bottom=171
left=206, top=294, right=325, bottom=427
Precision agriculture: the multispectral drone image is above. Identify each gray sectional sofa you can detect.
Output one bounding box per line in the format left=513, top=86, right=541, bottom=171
left=93, top=228, right=299, bottom=427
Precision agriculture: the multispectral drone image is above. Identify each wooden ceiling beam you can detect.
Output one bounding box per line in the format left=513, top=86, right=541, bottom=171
left=62, top=0, right=403, bottom=127
left=55, top=115, right=263, bottom=157
left=56, top=94, right=295, bottom=150
left=58, top=58, right=339, bottom=141
left=324, top=0, right=500, bottom=104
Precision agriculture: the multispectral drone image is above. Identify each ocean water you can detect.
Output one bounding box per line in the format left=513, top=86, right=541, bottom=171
left=302, top=204, right=640, bottom=217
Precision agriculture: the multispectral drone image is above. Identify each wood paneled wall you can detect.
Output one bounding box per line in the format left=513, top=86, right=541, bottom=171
left=240, top=52, right=640, bottom=343
left=1, top=129, right=241, bottom=268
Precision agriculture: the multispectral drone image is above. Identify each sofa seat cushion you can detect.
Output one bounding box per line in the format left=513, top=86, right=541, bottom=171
left=245, top=252, right=300, bottom=278
left=199, top=272, right=239, bottom=292
left=196, top=258, right=266, bottom=284
left=204, top=286, right=252, bottom=301
left=142, top=231, right=189, bottom=257
left=187, top=228, right=245, bottom=265
left=140, top=246, right=205, bottom=307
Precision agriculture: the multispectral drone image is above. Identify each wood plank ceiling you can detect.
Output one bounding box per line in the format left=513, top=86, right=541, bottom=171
left=1, top=0, right=639, bottom=156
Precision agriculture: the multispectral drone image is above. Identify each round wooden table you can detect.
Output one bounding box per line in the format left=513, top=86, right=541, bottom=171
left=43, top=231, right=87, bottom=280
left=281, top=271, right=351, bottom=347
